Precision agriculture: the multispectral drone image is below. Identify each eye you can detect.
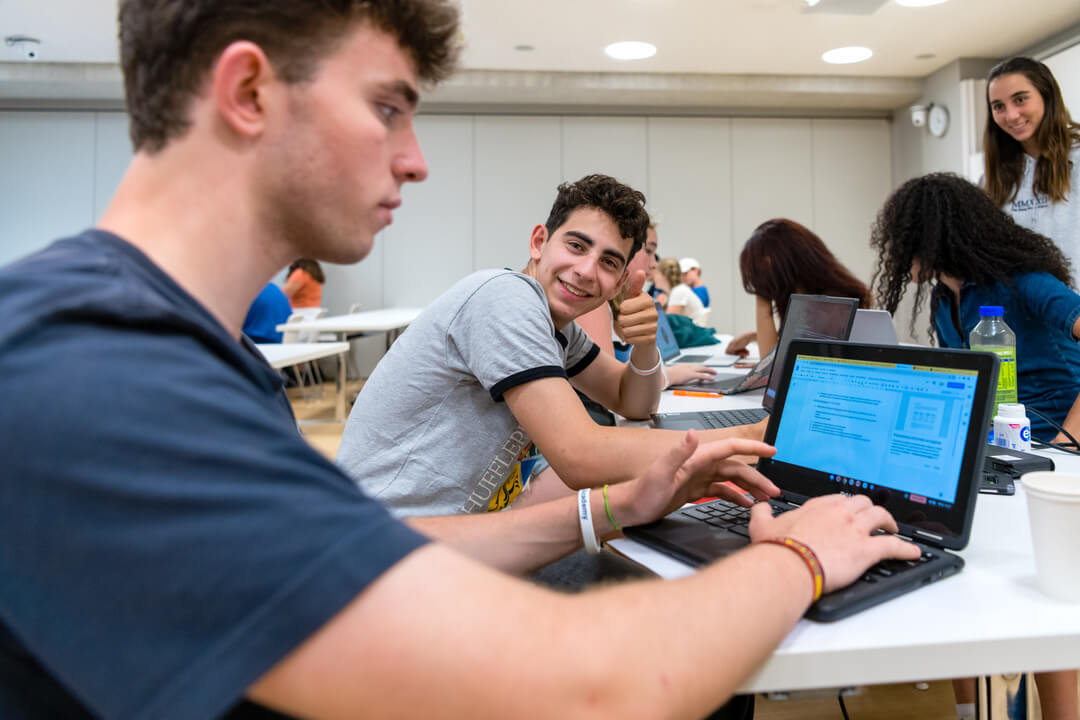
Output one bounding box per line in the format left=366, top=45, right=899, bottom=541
left=376, top=103, right=402, bottom=124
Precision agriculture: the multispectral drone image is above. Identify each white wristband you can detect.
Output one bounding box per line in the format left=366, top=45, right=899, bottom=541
left=628, top=352, right=662, bottom=376
left=578, top=488, right=603, bottom=554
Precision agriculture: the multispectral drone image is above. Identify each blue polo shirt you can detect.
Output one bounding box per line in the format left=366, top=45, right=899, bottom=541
left=933, top=272, right=1080, bottom=440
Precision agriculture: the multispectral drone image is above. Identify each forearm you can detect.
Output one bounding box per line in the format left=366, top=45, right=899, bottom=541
left=548, top=424, right=758, bottom=490
left=407, top=490, right=623, bottom=574
left=614, top=343, right=664, bottom=419
left=251, top=542, right=814, bottom=720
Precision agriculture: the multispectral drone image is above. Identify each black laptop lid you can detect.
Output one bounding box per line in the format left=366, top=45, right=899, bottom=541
left=757, top=340, right=998, bottom=550
left=761, top=294, right=859, bottom=412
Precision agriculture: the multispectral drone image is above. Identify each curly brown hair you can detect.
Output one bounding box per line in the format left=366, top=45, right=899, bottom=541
left=544, top=174, right=650, bottom=261
left=871, top=172, right=1072, bottom=339
left=119, top=0, right=460, bottom=153
left=983, top=57, right=1080, bottom=207
left=740, top=218, right=871, bottom=324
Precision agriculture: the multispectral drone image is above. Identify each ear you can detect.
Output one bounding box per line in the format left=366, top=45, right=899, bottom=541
left=209, top=41, right=277, bottom=141
left=528, top=224, right=549, bottom=262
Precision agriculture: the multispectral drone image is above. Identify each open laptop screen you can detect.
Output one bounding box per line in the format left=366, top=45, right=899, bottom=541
left=758, top=341, right=997, bottom=549
left=762, top=294, right=858, bottom=412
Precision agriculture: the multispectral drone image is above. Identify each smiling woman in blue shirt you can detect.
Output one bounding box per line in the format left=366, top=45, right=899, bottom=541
left=871, top=172, right=1080, bottom=445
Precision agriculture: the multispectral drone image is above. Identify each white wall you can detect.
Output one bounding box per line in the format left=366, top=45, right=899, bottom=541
left=0, top=109, right=893, bottom=365
left=1045, top=42, right=1080, bottom=116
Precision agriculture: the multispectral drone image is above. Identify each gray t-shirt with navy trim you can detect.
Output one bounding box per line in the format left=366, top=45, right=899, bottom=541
left=337, top=269, right=598, bottom=517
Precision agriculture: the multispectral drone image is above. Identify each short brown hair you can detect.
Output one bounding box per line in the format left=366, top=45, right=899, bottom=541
left=543, top=175, right=650, bottom=261
left=119, top=0, right=460, bottom=153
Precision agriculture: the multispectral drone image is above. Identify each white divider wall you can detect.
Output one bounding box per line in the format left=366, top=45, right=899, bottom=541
left=0, top=110, right=893, bottom=364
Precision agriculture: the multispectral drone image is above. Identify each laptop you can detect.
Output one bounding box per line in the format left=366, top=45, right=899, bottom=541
left=655, top=294, right=859, bottom=426
left=628, top=340, right=998, bottom=621
left=654, top=302, right=738, bottom=367
left=849, top=309, right=899, bottom=345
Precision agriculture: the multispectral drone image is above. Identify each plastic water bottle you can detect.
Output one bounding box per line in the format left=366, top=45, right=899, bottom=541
left=970, top=306, right=1018, bottom=426
left=993, top=403, right=1032, bottom=452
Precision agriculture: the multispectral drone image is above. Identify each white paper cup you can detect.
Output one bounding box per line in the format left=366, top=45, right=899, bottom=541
left=1023, top=471, right=1080, bottom=602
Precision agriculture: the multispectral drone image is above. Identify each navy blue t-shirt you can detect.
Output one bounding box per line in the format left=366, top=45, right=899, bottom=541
left=0, top=230, right=429, bottom=719
left=933, top=272, right=1080, bottom=441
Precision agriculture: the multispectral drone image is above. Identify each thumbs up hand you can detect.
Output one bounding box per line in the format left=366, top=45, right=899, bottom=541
left=615, top=270, right=659, bottom=348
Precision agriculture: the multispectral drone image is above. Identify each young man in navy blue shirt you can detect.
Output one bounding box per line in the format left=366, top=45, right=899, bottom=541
left=0, top=2, right=919, bottom=718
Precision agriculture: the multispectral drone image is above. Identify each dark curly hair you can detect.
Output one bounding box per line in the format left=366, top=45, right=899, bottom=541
left=871, top=172, right=1072, bottom=339
left=740, top=218, right=871, bottom=324
left=119, top=0, right=461, bottom=153
left=544, top=174, right=650, bottom=260
left=984, top=57, right=1080, bottom=208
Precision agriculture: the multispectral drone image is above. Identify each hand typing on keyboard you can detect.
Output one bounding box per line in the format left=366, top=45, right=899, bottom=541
left=747, top=494, right=922, bottom=593
left=607, top=430, right=780, bottom=528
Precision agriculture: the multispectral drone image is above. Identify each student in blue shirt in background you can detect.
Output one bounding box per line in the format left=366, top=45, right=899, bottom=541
left=242, top=282, right=292, bottom=342
left=870, top=171, right=1080, bottom=720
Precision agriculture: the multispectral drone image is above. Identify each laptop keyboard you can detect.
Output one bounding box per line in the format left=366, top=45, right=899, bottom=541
left=694, top=408, right=769, bottom=429
left=680, top=498, right=937, bottom=581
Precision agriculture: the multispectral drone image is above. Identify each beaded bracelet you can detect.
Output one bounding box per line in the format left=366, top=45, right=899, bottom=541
left=761, top=537, right=825, bottom=602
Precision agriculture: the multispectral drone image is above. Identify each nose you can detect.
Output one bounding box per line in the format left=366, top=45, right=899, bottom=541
left=394, top=127, right=428, bottom=184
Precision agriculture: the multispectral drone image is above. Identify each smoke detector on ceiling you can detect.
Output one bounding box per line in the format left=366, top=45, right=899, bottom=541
left=5, top=35, right=41, bottom=60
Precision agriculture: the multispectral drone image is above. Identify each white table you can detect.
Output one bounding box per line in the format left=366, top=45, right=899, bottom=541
left=275, top=307, right=423, bottom=415
left=255, top=342, right=350, bottom=420
left=611, top=385, right=1080, bottom=694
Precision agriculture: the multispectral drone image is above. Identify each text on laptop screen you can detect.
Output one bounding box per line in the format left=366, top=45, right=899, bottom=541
left=771, top=354, right=978, bottom=507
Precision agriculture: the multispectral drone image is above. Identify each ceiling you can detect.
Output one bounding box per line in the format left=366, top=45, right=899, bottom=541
left=2, top=0, right=1079, bottom=111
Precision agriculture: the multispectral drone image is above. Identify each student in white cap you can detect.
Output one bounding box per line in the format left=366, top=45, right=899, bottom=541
left=668, top=257, right=709, bottom=326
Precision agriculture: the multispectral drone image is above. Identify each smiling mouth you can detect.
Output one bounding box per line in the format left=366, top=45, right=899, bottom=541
left=559, top=279, right=591, bottom=298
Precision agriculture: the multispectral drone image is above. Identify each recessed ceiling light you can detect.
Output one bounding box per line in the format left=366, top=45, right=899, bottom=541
left=822, top=46, right=873, bottom=65
left=803, top=0, right=822, bottom=5
left=604, top=41, right=657, bottom=61
left=894, top=0, right=948, bottom=6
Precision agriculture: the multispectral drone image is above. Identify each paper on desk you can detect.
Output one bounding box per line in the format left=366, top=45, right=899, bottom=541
left=607, top=538, right=696, bottom=580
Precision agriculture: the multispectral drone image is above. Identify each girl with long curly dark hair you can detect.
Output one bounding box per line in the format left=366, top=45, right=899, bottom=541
left=873, top=172, right=1080, bottom=720
left=725, top=218, right=871, bottom=357
left=983, top=57, right=1080, bottom=268
left=872, top=172, right=1080, bottom=444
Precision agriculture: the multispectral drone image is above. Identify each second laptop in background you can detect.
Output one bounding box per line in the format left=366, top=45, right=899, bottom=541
left=655, top=294, right=859, bottom=428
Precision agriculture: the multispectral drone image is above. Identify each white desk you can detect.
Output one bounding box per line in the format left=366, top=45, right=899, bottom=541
left=274, top=308, right=423, bottom=416
left=612, top=386, right=1080, bottom=693
left=255, top=342, right=350, bottom=420
left=275, top=307, right=422, bottom=339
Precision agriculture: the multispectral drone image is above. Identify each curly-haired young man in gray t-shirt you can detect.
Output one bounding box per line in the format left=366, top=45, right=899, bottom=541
left=338, top=175, right=766, bottom=517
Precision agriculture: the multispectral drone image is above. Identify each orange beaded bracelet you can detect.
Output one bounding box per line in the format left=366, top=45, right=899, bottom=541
left=761, top=537, right=825, bottom=602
